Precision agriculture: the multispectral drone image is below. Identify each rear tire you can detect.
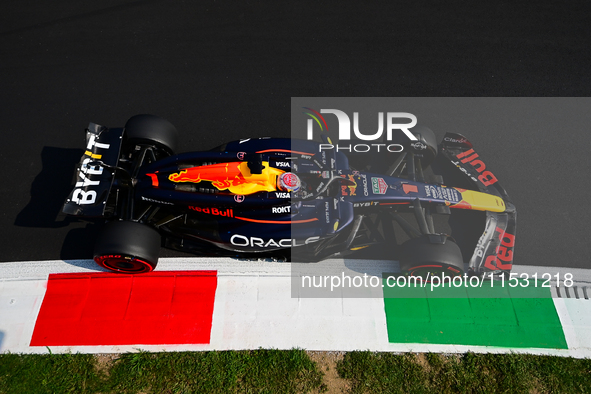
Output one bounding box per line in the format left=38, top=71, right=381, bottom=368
left=390, top=125, right=438, bottom=168
left=94, top=221, right=161, bottom=274
left=412, top=126, right=438, bottom=168
left=399, top=235, right=464, bottom=281
left=124, top=114, right=179, bottom=155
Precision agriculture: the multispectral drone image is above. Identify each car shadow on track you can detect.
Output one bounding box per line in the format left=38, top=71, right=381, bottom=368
left=14, top=146, right=102, bottom=261
left=59, top=223, right=101, bottom=261
left=14, top=146, right=82, bottom=229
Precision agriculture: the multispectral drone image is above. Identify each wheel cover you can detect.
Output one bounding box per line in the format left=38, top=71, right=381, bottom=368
left=95, top=254, right=154, bottom=274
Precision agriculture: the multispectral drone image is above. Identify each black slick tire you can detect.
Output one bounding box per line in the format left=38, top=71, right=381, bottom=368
left=124, top=114, right=179, bottom=155
left=399, top=235, right=464, bottom=281
left=94, top=221, right=161, bottom=274
left=390, top=125, right=438, bottom=168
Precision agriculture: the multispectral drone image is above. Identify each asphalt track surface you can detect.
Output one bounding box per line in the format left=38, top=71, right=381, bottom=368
left=1, top=1, right=590, bottom=269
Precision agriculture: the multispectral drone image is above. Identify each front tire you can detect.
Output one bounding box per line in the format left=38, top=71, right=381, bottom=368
left=124, top=114, right=179, bottom=155
left=94, top=221, right=161, bottom=274
left=399, top=235, right=464, bottom=281
left=389, top=125, right=438, bottom=169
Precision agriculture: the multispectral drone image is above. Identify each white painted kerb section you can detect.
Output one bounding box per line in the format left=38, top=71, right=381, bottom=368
left=0, top=258, right=590, bottom=357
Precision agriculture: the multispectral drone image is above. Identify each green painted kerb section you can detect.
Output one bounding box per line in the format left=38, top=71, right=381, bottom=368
left=382, top=278, right=567, bottom=349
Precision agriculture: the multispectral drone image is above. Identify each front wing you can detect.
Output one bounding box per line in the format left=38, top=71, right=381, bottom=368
left=440, top=133, right=517, bottom=277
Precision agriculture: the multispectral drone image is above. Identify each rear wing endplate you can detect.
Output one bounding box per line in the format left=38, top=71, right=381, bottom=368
left=62, top=123, right=123, bottom=216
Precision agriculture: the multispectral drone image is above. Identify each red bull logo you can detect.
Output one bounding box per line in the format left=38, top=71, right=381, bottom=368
left=188, top=206, right=234, bottom=217
left=454, top=149, right=498, bottom=186
left=340, top=174, right=357, bottom=196
left=168, top=161, right=284, bottom=195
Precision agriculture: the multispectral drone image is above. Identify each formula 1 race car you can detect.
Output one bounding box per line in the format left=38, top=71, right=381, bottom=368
left=63, top=114, right=516, bottom=278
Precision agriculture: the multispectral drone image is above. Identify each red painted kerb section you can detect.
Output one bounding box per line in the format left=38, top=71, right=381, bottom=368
left=30, top=271, right=217, bottom=346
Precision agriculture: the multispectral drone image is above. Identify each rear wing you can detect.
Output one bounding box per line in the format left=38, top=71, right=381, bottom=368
left=62, top=123, right=123, bottom=216
left=440, top=133, right=517, bottom=277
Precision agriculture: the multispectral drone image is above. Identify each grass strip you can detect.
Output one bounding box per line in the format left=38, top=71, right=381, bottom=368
left=107, top=349, right=323, bottom=393
left=0, top=352, right=102, bottom=394
left=1, top=350, right=591, bottom=393
left=337, top=351, right=591, bottom=393
left=0, top=349, right=324, bottom=394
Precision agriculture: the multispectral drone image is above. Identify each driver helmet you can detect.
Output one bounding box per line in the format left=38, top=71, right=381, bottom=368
left=277, top=172, right=301, bottom=192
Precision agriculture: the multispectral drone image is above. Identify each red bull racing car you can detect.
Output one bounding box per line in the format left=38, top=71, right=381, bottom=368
left=63, top=115, right=516, bottom=278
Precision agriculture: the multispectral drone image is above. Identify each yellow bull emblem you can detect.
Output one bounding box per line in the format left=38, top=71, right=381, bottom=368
left=168, top=161, right=285, bottom=195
